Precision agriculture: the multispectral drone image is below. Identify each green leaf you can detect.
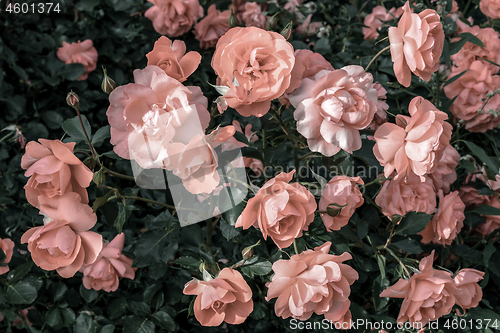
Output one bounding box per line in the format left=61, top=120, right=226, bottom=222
left=372, top=275, right=390, bottom=311
left=123, top=316, right=155, bottom=333
left=484, top=243, right=496, bottom=268
left=5, top=282, right=37, bottom=304
left=61, top=308, right=76, bottom=327
left=470, top=205, right=500, bottom=215
left=74, top=313, right=94, bottom=333
left=392, top=238, right=423, bottom=254
left=442, top=70, right=467, bottom=87
left=108, top=298, right=127, bottom=320
left=148, top=262, right=168, bottom=280
left=174, top=256, right=201, bottom=270
left=458, top=32, right=486, bottom=47
left=240, top=257, right=272, bottom=278
left=100, top=325, right=115, bottom=333
left=133, top=229, right=170, bottom=267
left=46, top=308, right=62, bottom=328
left=93, top=190, right=115, bottom=212
left=62, top=115, right=92, bottom=144
left=7, top=261, right=32, bottom=284
left=128, top=301, right=151, bottom=317
left=464, top=141, right=499, bottom=173
left=453, top=244, right=482, bottom=263
left=395, top=212, right=432, bottom=236
left=375, top=254, right=386, bottom=280
left=59, top=63, right=85, bottom=81
left=220, top=218, right=240, bottom=240
left=92, top=125, right=111, bottom=145
left=152, top=311, right=175, bottom=331
left=180, top=224, right=203, bottom=247
left=143, top=283, right=162, bottom=305
left=80, top=284, right=98, bottom=303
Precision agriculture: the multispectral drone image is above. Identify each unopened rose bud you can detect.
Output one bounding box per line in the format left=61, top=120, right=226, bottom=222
left=242, top=246, right=254, bottom=259
left=93, top=168, right=106, bottom=185
left=266, top=12, right=278, bottom=31
left=280, top=22, right=293, bottom=40
left=326, top=203, right=346, bottom=217
left=228, top=9, right=238, bottom=28
left=101, top=68, right=116, bottom=94
left=66, top=91, right=79, bottom=110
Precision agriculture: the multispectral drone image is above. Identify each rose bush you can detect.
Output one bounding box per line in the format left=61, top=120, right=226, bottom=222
left=1, top=0, right=499, bottom=332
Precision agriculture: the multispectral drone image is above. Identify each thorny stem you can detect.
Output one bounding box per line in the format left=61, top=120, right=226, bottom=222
left=365, top=45, right=391, bottom=72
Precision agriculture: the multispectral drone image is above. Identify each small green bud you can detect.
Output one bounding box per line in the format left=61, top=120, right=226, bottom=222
left=101, top=68, right=116, bottom=94
left=280, top=22, right=293, bottom=40
left=93, top=168, right=106, bottom=185
left=228, top=9, right=238, bottom=28
left=66, top=91, right=80, bottom=110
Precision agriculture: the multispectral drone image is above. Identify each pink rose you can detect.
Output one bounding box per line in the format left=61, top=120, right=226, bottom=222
left=369, top=82, right=389, bottom=130
left=0, top=237, right=14, bottom=275
left=443, top=60, right=500, bottom=133
left=373, top=97, right=452, bottom=180
left=459, top=185, right=489, bottom=208
left=380, top=250, right=459, bottom=325
left=241, top=2, right=267, bottom=29
left=165, top=126, right=237, bottom=195
left=229, top=0, right=247, bottom=23
left=265, top=242, right=358, bottom=327
left=453, top=268, right=484, bottom=313
left=183, top=268, right=253, bottom=326
left=420, top=190, right=465, bottom=246
left=57, top=40, right=98, bottom=81
left=375, top=175, right=436, bottom=220
left=21, top=193, right=103, bottom=278
left=480, top=0, right=500, bottom=19
left=194, top=5, right=231, bottom=49
left=106, top=65, right=209, bottom=167
left=280, top=49, right=333, bottom=106
left=21, top=139, right=93, bottom=213
left=450, top=26, right=500, bottom=72
left=289, top=66, right=378, bottom=156
left=212, top=27, right=295, bottom=117
left=425, top=144, right=460, bottom=193
left=363, top=6, right=394, bottom=40
left=146, top=36, right=201, bottom=82
left=389, top=2, right=444, bottom=87
left=145, top=0, right=203, bottom=37
left=80, top=233, right=136, bottom=292
left=235, top=170, right=316, bottom=249
left=319, top=176, right=364, bottom=231
left=296, top=14, right=323, bottom=36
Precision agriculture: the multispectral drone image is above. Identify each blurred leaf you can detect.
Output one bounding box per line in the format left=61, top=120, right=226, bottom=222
left=220, top=218, right=240, bottom=240
left=395, top=212, right=432, bottom=236
left=7, top=262, right=32, bottom=284
left=123, top=316, right=155, bottom=333
left=59, top=63, right=85, bottom=81
left=92, top=125, right=111, bottom=145
left=470, top=205, right=500, bottom=215
left=46, top=308, right=62, bottom=328
left=464, top=141, right=499, bottom=172
left=133, top=229, right=170, bottom=267
left=392, top=238, right=423, bottom=254
left=174, top=256, right=201, bottom=270
left=240, top=257, right=272, bottom=278
left=152, top=311, right=175, bottom=331
left=74, top=313, right=94, bottom=333
left=80, top=284, right=98, bottom=303
left=100, top=325, right=115, bottom=333
left=442, top=70, right=467, bottom=87
left=484, top=243, right=496, bottom=268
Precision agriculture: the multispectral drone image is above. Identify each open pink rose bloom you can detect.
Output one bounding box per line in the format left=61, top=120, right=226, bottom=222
left=57, top=40, right=98, bottom=81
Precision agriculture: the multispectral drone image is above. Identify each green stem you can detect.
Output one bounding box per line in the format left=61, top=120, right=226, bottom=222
left=102, top=166, right=136, bottom=181
left=121, top=195, right=176, bottom=210
left=293, top=240, right=299, bottom=255
left=365, top=45, right=391, bottom=72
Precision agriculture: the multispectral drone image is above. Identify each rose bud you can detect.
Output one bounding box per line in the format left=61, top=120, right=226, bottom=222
left=66, top=91, right=80, bottom=110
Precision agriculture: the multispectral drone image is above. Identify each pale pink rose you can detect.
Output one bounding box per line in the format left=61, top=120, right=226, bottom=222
left=0, top=237, right=14, bottom=275
left=480, top=0, right=500, bottom=19
left=296, top=14, right=323, bottom=36
left=380, top=250, right=459, bottom=325
left=194, top=5, right=231, bottom=49
left=444, top=60, right=500, bottom=132
left=477, top=197, right=500, bottom=235
left=453, top=268, right=484, bottom=313
left=106, top=65, right=209, bottom=167
left=12, top=308, right=34, bottom=327
left=373, top=97, right=453, bottom=180
left=21, top=139, right=93, bottom=214
left=229, top=0, right=247, bottom=23
left=266, top=242, right=358, bottom=327
left=426, top=145, right=460, bottom=193
left=389, top=2, right=444, bottom=87
left=375, top=175, right=436, bottom=220
left=21, top=193, right=103, bottom=278
left=146, top=36, right=201, bottom=82
left=57, top=40, right=98, bottom=81
left=319, top=176, right=364, bottom=231
left=450, top=26, right=500, bottom=72
left=363, top=6, right=394, bottom=40
left=80, top=233, right=136, bottom=292
left=241, top=2, right=267, bottom=29
left=212, top=27, right=295, bottom=117
left=459, top=185, right=489, bottom=208
left=289, top=66, right=378, bottom=156
left=420, top=190, right=465, bottom=246
left=369, top=83, right=389, bottom=130
left=235, top=170, right=317, bottom=249
left=183, top=268, right=253, bottom=326
left=165, top=126, right=238, bottom=194
left=145, top=0, right=203, bottom=37
left=280, top=49, right=333, bottom=106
